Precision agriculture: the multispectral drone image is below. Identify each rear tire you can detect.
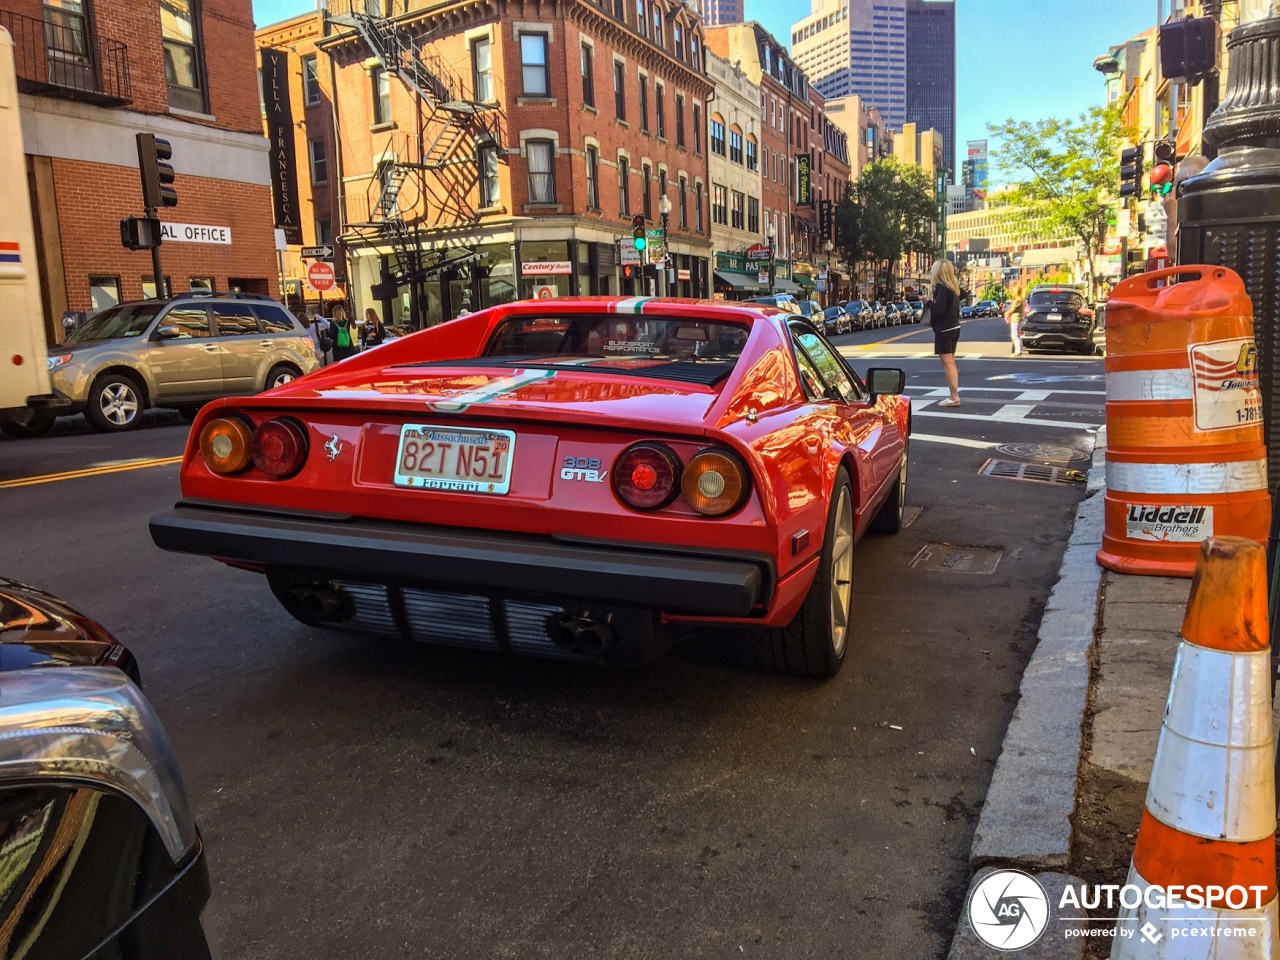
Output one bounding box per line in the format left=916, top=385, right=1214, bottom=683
left=264, top=363, right=301, bottom=392
left=739, top=467, right=855, bottom=679
left=84, top=372, right=144, bottom=432
left=0, top=407, right=56, bottom=439
left=869, top=440, right=908, bottom=534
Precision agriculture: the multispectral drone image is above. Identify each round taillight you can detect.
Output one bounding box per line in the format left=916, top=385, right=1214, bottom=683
left=613, top=443, right=681, bottom=510
left=682, top=449, right=749, bottom=517
left=251, top=418, right=308, bottom=478
left=199, top=417, right=254, bottom=474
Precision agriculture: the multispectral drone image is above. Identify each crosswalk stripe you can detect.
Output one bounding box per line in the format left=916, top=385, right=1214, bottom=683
left=914, top=409, right=1100, bottom=430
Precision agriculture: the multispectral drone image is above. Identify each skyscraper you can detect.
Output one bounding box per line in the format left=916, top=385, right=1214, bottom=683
left=699, top=0, right=744, bottom=26
left=905, top=0, right=955, bottom=177
left=792, top=0, right=907, bottom=131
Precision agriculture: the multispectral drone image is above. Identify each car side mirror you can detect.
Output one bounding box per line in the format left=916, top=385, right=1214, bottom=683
left=866, top=367, right=906, bottom=396
left=154, top=325, right=182, bottom=339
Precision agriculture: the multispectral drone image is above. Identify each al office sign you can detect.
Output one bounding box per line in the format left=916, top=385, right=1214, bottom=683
left=160, top=222, right=232, bottom=245
left=260, top=47, right=303, bottom=246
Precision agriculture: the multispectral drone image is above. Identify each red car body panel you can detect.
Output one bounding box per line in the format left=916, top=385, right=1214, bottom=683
left=161, top=298, right=909, bottom=634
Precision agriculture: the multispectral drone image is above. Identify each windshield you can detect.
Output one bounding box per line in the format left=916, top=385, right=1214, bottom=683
left=68, top=303, right=163, bottom=342
left=1029, top=290, right=1085, bottom=307
left=484, top=314, right=750, bottom=367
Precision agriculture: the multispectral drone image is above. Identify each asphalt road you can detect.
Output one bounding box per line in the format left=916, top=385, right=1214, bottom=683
left=0, top=314, right=1104, bottom=959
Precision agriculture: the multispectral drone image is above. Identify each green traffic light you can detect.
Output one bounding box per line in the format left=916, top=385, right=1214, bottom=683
left=634, top=237, right=647, bottom=250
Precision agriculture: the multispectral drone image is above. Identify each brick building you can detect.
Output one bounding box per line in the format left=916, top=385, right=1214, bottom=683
left=2, top=0, right=274, bottom=343
left=703, top=48, right=763, bottom=298
left=273, top=0, right=715, bottom=329
left=255, top=12, right=339, bottom=313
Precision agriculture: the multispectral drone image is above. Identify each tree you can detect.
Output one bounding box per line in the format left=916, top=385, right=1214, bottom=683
left=988, top=104, right=1124, bottom=301
left=980, top=281, right=1009, bottom=304
left=833, top=180, right=865, bottom=289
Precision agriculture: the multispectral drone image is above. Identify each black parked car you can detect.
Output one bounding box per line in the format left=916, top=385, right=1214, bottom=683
left=883, top=303, right=903, bottom=326
left=0, top=581, right=216, bottom=959
left=1020, top=285, right=1098, bottom=355
left=843, top=299, right=875, bottom=330
left=821, top=305, right=851, bottom=336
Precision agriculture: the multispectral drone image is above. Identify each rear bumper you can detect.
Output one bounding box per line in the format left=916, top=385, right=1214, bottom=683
left=150, top=500, right=771, bottom=618
left=1021, top=326, right=1092, bottom=347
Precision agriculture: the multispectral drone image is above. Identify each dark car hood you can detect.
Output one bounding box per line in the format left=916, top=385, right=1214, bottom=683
left=0, top=579, right=138, bottom=681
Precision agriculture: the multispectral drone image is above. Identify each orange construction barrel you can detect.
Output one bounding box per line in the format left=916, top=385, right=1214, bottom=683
left=1097, top=265, right=1269, bottom=577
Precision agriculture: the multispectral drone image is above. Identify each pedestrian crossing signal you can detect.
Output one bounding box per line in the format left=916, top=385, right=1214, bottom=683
left=631, top=214, right=647, bottom=251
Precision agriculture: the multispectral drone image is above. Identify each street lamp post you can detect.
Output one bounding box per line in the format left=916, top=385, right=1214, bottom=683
left=823, top=239, right=834, bottom=307
left=658, top=194, right=673, bottom=296
left=766, top=223, right=776, bottom=295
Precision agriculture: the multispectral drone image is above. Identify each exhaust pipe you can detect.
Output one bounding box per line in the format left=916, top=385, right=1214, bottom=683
left=548, top=617, right=616, bottom=655
left=287, top=586, right=348, bottom=623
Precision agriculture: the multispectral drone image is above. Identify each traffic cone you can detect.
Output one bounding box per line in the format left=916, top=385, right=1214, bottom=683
left=1112, top=536, right=1278, bottom=958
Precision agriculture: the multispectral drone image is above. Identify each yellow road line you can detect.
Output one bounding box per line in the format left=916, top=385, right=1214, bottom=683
left=0, top=456, right=183, bottom=489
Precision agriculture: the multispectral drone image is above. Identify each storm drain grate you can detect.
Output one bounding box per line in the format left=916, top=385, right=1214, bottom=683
left=979, top=458, right=1084, bottom=484
left=909, top=543, right=1003, bottom=574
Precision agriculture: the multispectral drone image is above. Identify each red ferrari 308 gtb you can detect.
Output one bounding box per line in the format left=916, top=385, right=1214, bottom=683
left=150, top=298, right=910, bottom=677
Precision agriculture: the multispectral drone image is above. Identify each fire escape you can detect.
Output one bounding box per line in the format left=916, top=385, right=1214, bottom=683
left=327, top=2, right=502, bottom=326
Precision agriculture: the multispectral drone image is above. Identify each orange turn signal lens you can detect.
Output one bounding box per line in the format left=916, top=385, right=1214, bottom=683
left=681, top=449, right=748, bottom=517
left=198, top=417, right=254, bottom=474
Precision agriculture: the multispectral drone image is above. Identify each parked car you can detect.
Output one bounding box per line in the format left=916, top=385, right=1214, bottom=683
left=1020, top=285, right=1099, bottom=355
left=901, top=301, right=923, bottom=324
left=975, top=299, right=999, bottom=317
left=747, top=293, right=801, bottom=314
left=867, top=300, right=888, bottom=327
left=960, top=304, right=975, bottom=319
left=0, top=582, right=216, bottom=958
left=151, top=299, right=911, bottom=678
left=843, top=300, right=875, bottom=330
left=883, top=303, right=904, bottom=326
left=796, top=300, right=820, bottom=321
left=46, top=291, right=322, bottom=432
left=821, top=305, right=851, bottom=336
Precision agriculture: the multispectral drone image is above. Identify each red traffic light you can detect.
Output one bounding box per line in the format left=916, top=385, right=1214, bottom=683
left=1150, top=163, right=1174, bottom=187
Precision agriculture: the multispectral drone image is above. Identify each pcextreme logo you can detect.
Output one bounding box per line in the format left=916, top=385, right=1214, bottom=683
left=968, top=870, right=1049, bottom=950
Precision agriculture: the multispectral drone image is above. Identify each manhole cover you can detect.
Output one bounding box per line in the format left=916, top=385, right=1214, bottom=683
left=979, top=458, right=1086, bottom=484
left=994, top=443, right=1090, bottom=463
left=909, top=543, right=1003, bottom=574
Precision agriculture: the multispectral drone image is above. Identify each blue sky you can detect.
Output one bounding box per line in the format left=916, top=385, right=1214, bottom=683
left=252, top=0, right=1157, bottom=169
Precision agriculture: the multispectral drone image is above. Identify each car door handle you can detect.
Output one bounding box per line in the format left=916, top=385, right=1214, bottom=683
left=202, top=343, right=219, bottom=352
left=259, top=340, right=272, bottom=348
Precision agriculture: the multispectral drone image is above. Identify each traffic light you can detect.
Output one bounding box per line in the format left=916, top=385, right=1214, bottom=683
left=631, top=213, right=647, bottom=251
left=1119, top=145, right=1144, bottom=199
left=1150, top=142, right=1176, bottom=197
left=119, top=216, right=161, bottom=251
left=137, top=133, right=177, bottom=209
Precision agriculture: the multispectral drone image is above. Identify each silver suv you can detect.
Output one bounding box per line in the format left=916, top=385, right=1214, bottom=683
left=48, top=293, right=320, bottom=432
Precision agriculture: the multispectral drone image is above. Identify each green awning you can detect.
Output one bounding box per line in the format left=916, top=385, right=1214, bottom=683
left=714, top=270, right=765, bottom=292
left=794, top=274, right=816, bottom=289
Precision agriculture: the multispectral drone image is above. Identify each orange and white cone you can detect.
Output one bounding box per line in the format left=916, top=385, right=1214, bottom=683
left=1112, top=536, right=1278, bottom=959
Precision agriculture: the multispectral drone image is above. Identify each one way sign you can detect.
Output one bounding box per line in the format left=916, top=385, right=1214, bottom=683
left=301, top=245, right=333, bottom=260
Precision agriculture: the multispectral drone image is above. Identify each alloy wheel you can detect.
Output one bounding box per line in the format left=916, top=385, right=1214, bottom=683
left=829, top=485, right=854, bottom=657
left=100, top=383, right=139, bottom=426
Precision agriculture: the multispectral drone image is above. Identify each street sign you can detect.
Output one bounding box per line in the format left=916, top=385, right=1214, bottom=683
left=816, top=278, right=826, bottom=293
left=307, top=261, right=335, bottom=291
left=301, top=245, right=334, bottom=260
left=645, top=228, right=664, bottom=239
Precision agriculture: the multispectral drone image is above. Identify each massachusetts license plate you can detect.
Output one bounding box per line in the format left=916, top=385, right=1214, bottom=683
left=393, top=424, right=515, bottom=494
left=1048, top=312, right=1062, bottom=321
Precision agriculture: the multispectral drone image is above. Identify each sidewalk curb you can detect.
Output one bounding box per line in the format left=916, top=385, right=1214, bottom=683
left=946, top=428, right=1107, bottom=959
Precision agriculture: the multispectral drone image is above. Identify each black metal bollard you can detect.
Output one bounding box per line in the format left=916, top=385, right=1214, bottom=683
left=1178, top=14, right=1280, bottom=491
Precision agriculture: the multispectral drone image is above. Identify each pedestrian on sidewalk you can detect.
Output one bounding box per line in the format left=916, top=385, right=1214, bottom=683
left=305, top=305, right=333, bottom=366
left=362, top=307, right=385, bottom=349
left=1004, top=286, right=1025, bottom=356
left=926, top=258, right=963, bottom=406
left=330, top=304, right=358, bottom=362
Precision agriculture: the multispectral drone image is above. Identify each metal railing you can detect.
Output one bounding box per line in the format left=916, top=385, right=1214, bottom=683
left=0, top=8, right=131, bottom=104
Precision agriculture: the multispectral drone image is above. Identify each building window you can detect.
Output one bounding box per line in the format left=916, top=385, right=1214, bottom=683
left=520, top=32, right=550, bottom=97
left=526, top=139, right=555, bottom=203
left=652, top=5, right=663, bottom=47
left=479, top=142, right=500, bottom=207
left=658, top=169, right=667, bottom=206
left=614, top=61, right=626, bottom=121
left=586, top=145, right=600, bottom=210
left=673, top=23, right=683, bottom=61
left=690, top=36, right=699, bottom=71
left=678, top=175, right=687, bottom=227
left=710, top=117, right=725, bottom=156
left=642, top=163, right=652, bottom=219
left=692, top=103, right=702, bottom=154
left=88, top=275, right=120, bottom=312
left=618, top=157, right=630, bottom=215
left=160, top=0, right=206, bottom=112
left=377, top=160, right=399, bottom=216
left=142, top=276, right=171, bottom=299
left=731, top=190, right=744, bottom=229
left=675, top=94, right=685, bottom=147
left=371, top=67, right=391, bottom=125
left=302, top=54, right=320, bottom=105
left=44, top=0, right=89, bottom=63
left=729, top=129, right=743, bottom=164
left=472, top=37, right=493, bottom=101
left=747, top=196, right=759, bottom=234
left=655, top=83, right=665, bottom=139
left=712, top=183, right=727, bottom=225
left=580, top=43, right=594, bottom=107
left=614, top=0, right=625, bottom=20
left=746, top=136, right=757, bottom=170
left=636, top=0, right=647, bottom=38
left=639, top=76, right=649, bottom=133
left=308, top=138, right=327, bottom=185
left=695, top=181, right=704, bottom=231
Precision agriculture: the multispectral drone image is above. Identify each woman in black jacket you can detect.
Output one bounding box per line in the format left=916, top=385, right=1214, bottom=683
left=926, top=258, right=963, bottom=406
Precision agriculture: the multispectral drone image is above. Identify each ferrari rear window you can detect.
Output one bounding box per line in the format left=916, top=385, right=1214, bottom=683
left=484, top=314, right=750, bottom=365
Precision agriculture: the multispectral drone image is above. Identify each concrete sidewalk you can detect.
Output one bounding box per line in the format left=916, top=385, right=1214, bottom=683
left=946, top=431, right=1204, bottom=959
